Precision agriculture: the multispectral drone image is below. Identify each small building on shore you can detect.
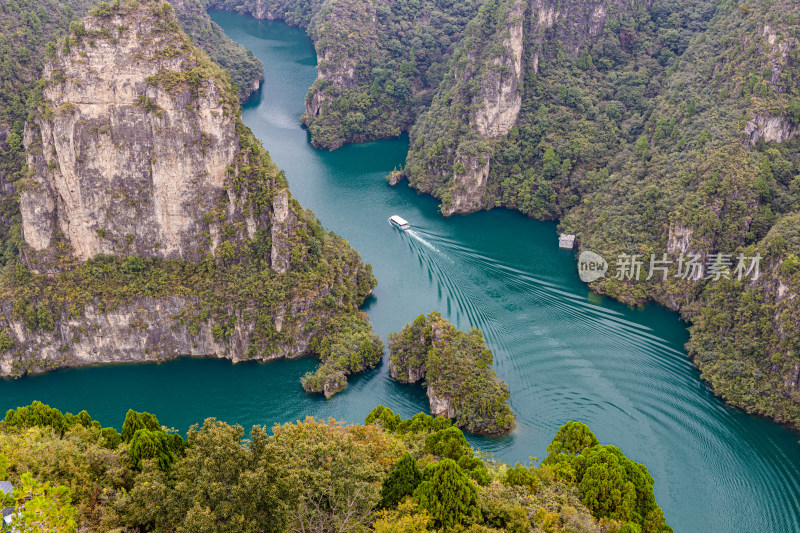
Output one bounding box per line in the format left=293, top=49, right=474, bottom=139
left=559, top=234, right=576, bottom=249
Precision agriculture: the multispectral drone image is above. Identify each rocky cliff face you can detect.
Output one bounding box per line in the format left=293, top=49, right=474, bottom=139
left=169, top=0, right=264, bottom=101
left=1, top=0, right=376, bottom=380
left=745, top=114, right=797, bottom=145
left=404, top=0, right=645, bottom=215
left=300, top=0, right=379, bottom=146
left=22, top=6, right=241, bottom=265
left=441, top=0, right=525, bottom=215
left=473, top=0, right=524, bottom=140
left=206, top=0, right=481, bottom=150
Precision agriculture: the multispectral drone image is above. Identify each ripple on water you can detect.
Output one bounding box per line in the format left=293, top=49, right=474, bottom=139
left=3, top=12, right=799, bottom=533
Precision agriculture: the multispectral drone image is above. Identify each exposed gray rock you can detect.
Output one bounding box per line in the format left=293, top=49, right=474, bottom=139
left=3, top=1, right=374, bottom=379
left=427, top=384, right=456, bottom=419
left=744, top=114, right=797, bottom=144
left=22, top=12, right=239, bottom=264
left=0, top=290, right=330, bottom=377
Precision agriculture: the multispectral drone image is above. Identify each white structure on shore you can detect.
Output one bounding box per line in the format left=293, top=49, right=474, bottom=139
left=559, top=234, right=576, bottom=249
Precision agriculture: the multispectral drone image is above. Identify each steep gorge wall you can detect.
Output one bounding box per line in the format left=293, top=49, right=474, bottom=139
left=21, top=9, right=239, bottom=264
left=403, top=0, right=644, bottom=214
left=1, top=0, right=376, bottom=380
left=199, top=0, right=481, bottom=149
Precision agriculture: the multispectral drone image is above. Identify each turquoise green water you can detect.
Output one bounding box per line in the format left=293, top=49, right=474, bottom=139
left=3, top=11, right=800, bottom=532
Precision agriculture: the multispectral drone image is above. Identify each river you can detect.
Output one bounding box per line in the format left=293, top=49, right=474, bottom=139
left=3, top=10, right=800, bottom=532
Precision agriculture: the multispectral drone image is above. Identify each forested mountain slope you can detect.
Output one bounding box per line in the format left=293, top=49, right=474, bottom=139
left=193, top=0, right=482, bottom=148
left=0, top=0, right=380, bottom=397
left=407, top=0, right=800, bottom=427
left=221, top=0, right=800, bottom=429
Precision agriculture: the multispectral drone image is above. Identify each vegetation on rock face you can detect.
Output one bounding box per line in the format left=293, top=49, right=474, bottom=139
left=554, top=0, right=800, bottom=428
left=0, top=401, right=671, bottom=532
left=299, top=0, right=482, bottom=149
left=388, top=312, right=515, bottom=435
left=300, top=312, right=384, bottom=398
left=246, top=0, right=800, bottom=429
left=0, top=0, right=99, bottom=269
left=202, top=0, right=482, bottom=149
left=0, top=0, right=263, bottom=269
left=0, top=0, right=379, bottom=391
left=169, top=0, right=264, bottom=100
left=687, top=213, right=800, bottom=426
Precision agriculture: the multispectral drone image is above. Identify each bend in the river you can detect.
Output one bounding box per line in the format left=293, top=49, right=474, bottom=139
left=2, top=12, right=800, bottom=533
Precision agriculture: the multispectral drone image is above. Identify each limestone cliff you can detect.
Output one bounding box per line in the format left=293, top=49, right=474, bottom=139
left=169, top=0, right=264, bottom=101
left=403, top=0, right=645, bottom=215
left=0, top=0, right=377, bottom=383
left=21, top=6, right=240, bottom=264
left=202, top=0, right=481, bottom=149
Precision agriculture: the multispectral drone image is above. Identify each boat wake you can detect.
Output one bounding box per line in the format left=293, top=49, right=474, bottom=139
left=405, top=229, right=440, bottom=253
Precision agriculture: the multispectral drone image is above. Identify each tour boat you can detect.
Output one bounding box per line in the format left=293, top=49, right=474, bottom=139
left=389, top=215, right=410, bottom=230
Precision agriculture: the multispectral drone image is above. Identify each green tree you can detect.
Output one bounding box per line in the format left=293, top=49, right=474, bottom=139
left=379, top=453, right=422, bottom=509
left=13, top=472, right=77, bottom=533
left=128, top=429, right=176, bottom=472
left=100, top=427, right=122, bottom=449
left=365, top=405, right=402, bottom=431
left=423, top=426, right=471, bottom=460
left=634, top=135, right=650, bottom=159
left=414, top=459, right=479, bottom=528
left=4, top=401, right=67, bottom=435
left=118, top=418, right=286, bottom=532
left=0, top=330, right=13, bottom=351
left=121, top=409, right=161, bottom=442
left=786, top=101, right=800, bottom=125
left=578, top=448, right=638, bottom=522
left=542, top=147, right=561, bottom=180
left=546, top=420, right=599, bottom=457
left=575, top=445, right=670, bottom=532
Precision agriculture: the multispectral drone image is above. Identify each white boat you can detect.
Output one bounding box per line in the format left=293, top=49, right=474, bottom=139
left=389, top=215, right=410, bottom=230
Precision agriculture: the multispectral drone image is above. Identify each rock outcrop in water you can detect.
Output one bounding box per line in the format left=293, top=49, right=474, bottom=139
left=0, top=0, right=378, bottom=382
left=388, top=312, right=514, bottom=435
